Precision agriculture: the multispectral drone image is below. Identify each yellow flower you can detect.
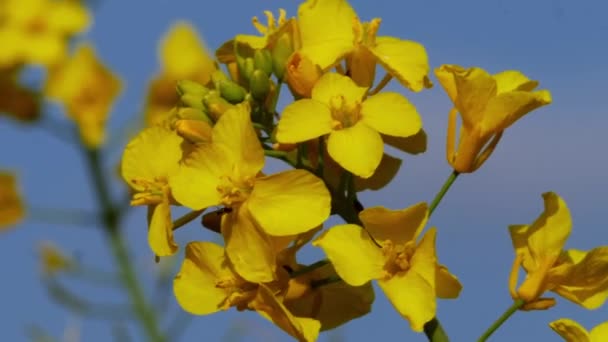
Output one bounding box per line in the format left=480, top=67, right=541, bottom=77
left=0, top=0, right=90, bottom=66
left=298, top=0, right=430, bottom=89
left=45, top=44, right=122, bottom=148
left=234, top=9, right=298, bottom=51
left=170, top=104, right=331, bottom=282
left=550, top=318, right=608, bottom=342
left=276, top=72, right=421, bottom=178
left=0, top=66, right=40, bottom=122
left=39, top=241, right=73, bottom=276
left=121, top=125, right=184, bottom=257
left=145, top=22, right=217, bottom=126
left=313, top=203, right=462, bottom=332
left=509, top=192, right=608, bottom=310
left=174, top=241, right=321, bottom=342
left=435, top=65, right=551, bottom=173
left=0, top=171, right=25, bottom=229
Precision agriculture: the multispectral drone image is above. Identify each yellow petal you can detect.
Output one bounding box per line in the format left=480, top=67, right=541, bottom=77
left=147, top=198, right=177, bottom=257
left=354, top=153, right=402, bottom=191
left=160, top=21, right=216, bottom=83
left=410, top=228, right=438, bottom=287
left=312, top=72, right=368, bottom=106
left=550, top=318, right=591, bottom=342
left=212, top=104, right=265, bottom=178
left=248, top=169, right=330, bottom=236
left=382, top=129, right=427, bottom=155
left=360, top=92, right=422, bottom=137
left=121, top=126, right=183, bottom=191
left=253, top=284, right=321, bottom=342
left=527, top=192, right=572, bottom=265
left=222, top=204, right=277, bottom=283
left=481, top=89, right=552, bottom=134
left=359, top=203, right=428, bottom=244
left=276, top=99, right=333, bottom=143
left=313, top=224, right=385, bottom=286
left=47, top=1, right=90, bottom=34
left=370, top=37, right=430, bottom=92
left=435, top=264, right=462, bottom=299
left=378, top=271, right=435, bottom=332
left=508, top=224, right=535, bottom=271
left=327, top=123, right=383, bottom=178
left=590, top=321, right=608, bottom=341
left=0, top=172, right=25, bottom=228
left=298, top=0, right=355, bottom=69
left=493, top=70, right=539, bottom=93
left=234, top=34, right=267, bottom=50
left=169, top=144, right=228, bottom=209
left=173, top=242, right=233, bottom=315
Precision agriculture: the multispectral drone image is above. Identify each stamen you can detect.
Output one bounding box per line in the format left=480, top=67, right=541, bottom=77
left=264, top=10, right=275, bottom=30
left=252, top=16, right=267, bottom=35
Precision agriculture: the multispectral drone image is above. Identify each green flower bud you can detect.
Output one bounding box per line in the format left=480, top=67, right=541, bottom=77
left=176, top=80, right=208, bottom=97
left=180, top=93, right=205, bottom=111
left=236, top=55, right=256, bottom=83
left=211, top=70, right=229, bottom=89
left=218, top=79, right=247, bottom=104
left=203, top=91, right=235, bottom=120
left=254, top=49, right=273, bottom=76
left=250, top=69, right=271, bottom=101
left=271, top=34, right=294, bottom=80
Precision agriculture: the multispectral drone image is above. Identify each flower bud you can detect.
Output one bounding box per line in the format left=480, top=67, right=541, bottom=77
left=203, top=91, right=235, bottom=120
left=285, top=52, right=322, bottom=98
left=179, top=93, right=206, bottom=111
left=174, top=119, right=212, bottom=144
left=236, top=55, right=255, bottom=83
left=271, top=34, right=294, bottom=80
left=250, top=69, right=271, bottom=101
left=254, top=49, right=273, bottom=76
left=176, top=80, right=208, bottom=97
left=218, top=79, right=247, bottom=104
left=174, top=107, right=211, bottom=123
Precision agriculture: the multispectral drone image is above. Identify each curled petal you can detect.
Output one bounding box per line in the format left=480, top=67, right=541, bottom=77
left=370, top=37, right=430, bottom=92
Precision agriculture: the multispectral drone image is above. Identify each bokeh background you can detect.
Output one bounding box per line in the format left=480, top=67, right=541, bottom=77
left=1, top=0, right=607, bottom=341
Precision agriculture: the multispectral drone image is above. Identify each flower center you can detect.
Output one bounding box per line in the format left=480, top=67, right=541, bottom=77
left=216, top=175, right=255, bottom=207
left=329, top=94, right=361, bottom=130
left=130, top=177, right=168, bottom=206
left=353, top=17, right=382, bottom=47
left=216, top=277, right=257, bottom=311
left=382, top=240, right=416, bottom=276
left=252, top=9, right=287, bottom=36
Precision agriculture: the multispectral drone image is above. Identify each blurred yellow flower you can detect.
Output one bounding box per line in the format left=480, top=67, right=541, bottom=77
left=174, top=241, right=321, bottom=341
left=550, top=318, right=608, bottom=342
left=145, top=22, right=217, bottom=126
left=435, top=65, right=551, bottom=173
left=509, top=192, right=608, bottom=310
left=45, top=44, right=122, bottom=148
left=314, top=203, right=461, bottom=332
left=298, top=0, right=430, bottom=89
left=121, top=125, right=184, bottom=257
left=0, top=171, right=25, bottom=229
left=170, top=104, right=331, bottom=282
left=39, top=241, right=73, bottom=276
left=276, top=72, right=421, bottom=178
left=0, top=66, right=40, bottom=122
left=0, top=0, right=90, bottom=66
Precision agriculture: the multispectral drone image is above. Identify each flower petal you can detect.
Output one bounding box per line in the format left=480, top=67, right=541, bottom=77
left=222, top=204, right=277, bottom=283
left=276, top=99, right=333, bottom=143
left=382, top=129, right=427, bottom=155
left=121, top=126, right=183, bottom=191
left=354, top=153, right=402, bottom=191
left=169, top=144, right=228, bottom=209
left=590, top=321, right=608, bottom=341
left=359, top=203, right=428, bottom=244
left=370, top=37, right=430, bottom=92
left=248, top=169, right=330, bottom=236
left=493, top=70, right=539, bottom=93
left=327, top=123, right=383, bottom=178
left=173, top=242, right=233, bottom=315
left=298, top=0, right=356, bottom=69
left=312, top=72, right=368, bottom=106
left=527, top=192, right=572, bottom=266
left=313, top=224, right=385, bottom=286
left=549, top=318, right=591, bottom=342
left=360, top=92, right=422, bottom=137
left=147, top=198, right=177, bottom=257
left=481, top=89, right=551, bottom=134
left=435, top=264, right=462, bottom=299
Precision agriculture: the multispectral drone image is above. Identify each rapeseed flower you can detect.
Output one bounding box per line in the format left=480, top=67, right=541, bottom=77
left=550, top=318, right=608, bottom=342
left=509, top=192, right=608, bottom=310
left=314, top=203, right=461, bottom=331
left=276, top=72, right=421, bottom=178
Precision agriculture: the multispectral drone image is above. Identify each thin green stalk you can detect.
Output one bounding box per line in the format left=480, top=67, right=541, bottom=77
left=290, top=259, right=329, bottom=278
left=477, top=300, right=524, bottom=342
left=429, top=170, right=460, bottom=215
left=172, top=209, right=204, bottom=231
left=83, top=148, right=165, bottom=342
left=424, top=318, right=449, bottom=342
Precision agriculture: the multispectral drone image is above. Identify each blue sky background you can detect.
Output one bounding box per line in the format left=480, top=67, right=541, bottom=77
left=1, top=0, right=607, bottom=341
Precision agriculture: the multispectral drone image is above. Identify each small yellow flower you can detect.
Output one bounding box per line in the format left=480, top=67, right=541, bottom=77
left=0, top=0, right=90, bottom=66
left=313, top=204, right=461, bottom=332
left=435, top=65, right=551, bottom=173
left=39, top=241, right=73, bottom=276
left=234, top=9, right=297, bottom=51
left=0, top=66, right=40, bottom=122
left=298, top=0, right=430, bottom=90
left=276, top=72, right=421, bottom=178
left=170, top=104, right=331, bottom=282
left=121, top=125, right=184, bottom=257
left=509, top=192, right=608, bottom=310
left=145, top=22, right=217, bottom=126
left=45, top=44, right=122, bottom=148
left=0, top=171, right=25, bottom=229
left=174, top=241, right=321, bottom=342
left=550, top=318, right=608, bottom=342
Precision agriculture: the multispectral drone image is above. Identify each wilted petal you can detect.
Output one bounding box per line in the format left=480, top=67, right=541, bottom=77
left=313, top=224, right=385, bottom=286
left=248, top=169, right=330, bottom=236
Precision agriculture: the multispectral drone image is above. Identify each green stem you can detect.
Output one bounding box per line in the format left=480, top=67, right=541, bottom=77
left=83, top=148, right=165, bottom=342
left=264, top=149, right=288, bottom=159
left=424, top=318, right=449, bottom=342
left=429, top=170, right=460, bottom=215
left=172, top=209, right=204, bottom=231
left=290, top=259, right=329, bottom=278
left=477, top=300, right=524, bottom=342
